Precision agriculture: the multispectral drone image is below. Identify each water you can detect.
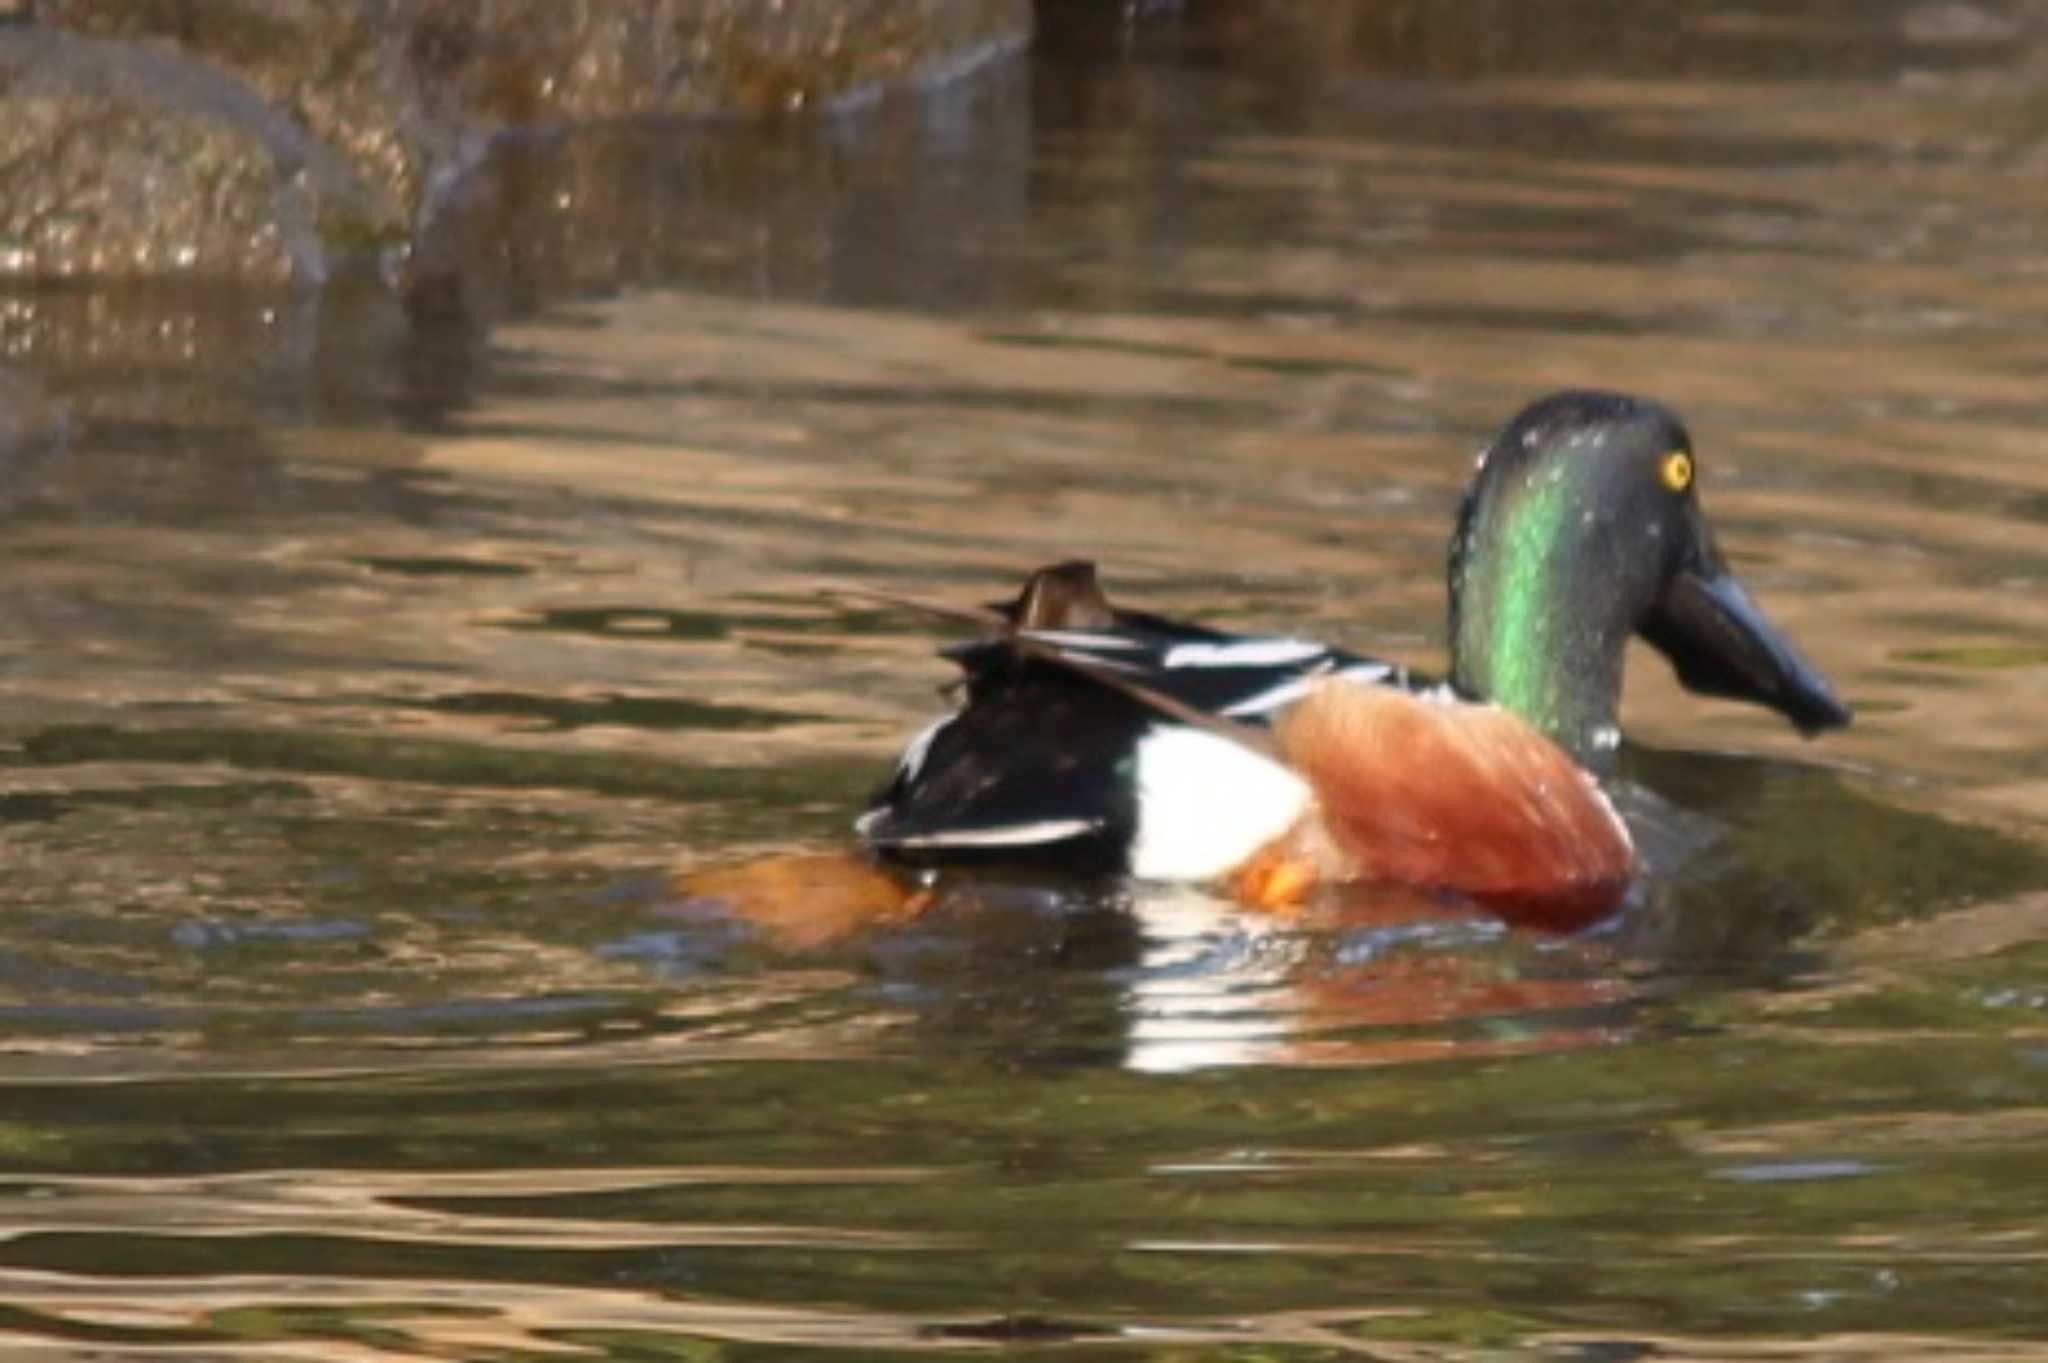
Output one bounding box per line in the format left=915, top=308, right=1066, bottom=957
left=1, top=2, right=2046, bottom=1357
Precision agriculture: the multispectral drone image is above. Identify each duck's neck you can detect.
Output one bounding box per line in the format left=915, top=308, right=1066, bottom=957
left=1448, top=479, right=1627, bottom=768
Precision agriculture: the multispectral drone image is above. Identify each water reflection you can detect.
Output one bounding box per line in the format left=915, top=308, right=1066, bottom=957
left=0, top=0, right=2044, bottom=1357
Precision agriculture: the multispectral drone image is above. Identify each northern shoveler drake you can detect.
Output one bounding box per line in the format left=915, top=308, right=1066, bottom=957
left=853, top=391, right=1851, bottom=925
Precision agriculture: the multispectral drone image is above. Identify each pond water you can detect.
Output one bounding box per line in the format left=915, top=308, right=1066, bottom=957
left=1, top=2, right=2046, bottom=1358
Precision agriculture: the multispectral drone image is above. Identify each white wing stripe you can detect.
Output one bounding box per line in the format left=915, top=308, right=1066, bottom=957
left=1021, top=629, right=1147, bottom=651
left=1219, top=675, right=1315, bottom=716
left=881, top=819, right=1098, bottom=849
left=1162, top=638, right=1329, bottom=669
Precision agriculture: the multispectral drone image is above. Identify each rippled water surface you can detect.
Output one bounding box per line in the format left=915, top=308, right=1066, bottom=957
left=2, top=3, right=2047, bottom=1358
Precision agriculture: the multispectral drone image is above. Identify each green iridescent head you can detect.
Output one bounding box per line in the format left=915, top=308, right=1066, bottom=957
left=1447, top=391, right=1850, bottom=765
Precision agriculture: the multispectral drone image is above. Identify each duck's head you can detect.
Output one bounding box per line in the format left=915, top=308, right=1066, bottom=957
left=1448, top=391, right=1850, bottom=765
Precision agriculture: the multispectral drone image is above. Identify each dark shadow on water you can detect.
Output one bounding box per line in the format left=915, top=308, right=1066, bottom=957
left=350, top=554, right=535, bottom=578
left=1616, top=745, right=2048, bottom=975
left=864, top=878, right=1146, bottom=1070
left=352, top=690, right=824, bottom=735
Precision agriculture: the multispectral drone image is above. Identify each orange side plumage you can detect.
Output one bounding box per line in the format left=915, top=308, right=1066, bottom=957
left=1265, top=679, right=1635, bottom=928
left=671, top=853, right=930, bottom=951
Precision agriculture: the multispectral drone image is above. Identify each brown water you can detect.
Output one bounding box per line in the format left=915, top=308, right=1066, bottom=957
left=1, top=3, right=2046, bottom=1358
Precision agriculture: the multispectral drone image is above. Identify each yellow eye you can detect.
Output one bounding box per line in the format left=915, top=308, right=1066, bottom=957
left=1660, top=450, right=1694, bottom=493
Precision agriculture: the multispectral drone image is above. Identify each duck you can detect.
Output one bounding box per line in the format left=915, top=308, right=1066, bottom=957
left=852, top=391, right=1851, bottom=925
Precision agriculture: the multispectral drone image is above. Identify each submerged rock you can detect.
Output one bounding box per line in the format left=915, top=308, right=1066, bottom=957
left=0, top=25, right=403, bottom=284
left=397, top=0, right=1037, bottom=120
left=47, top=0, right=475, bottom=251
left=13, top=0, right=1034, bottom=286
left=405, top=56, right=1032, bottom=331
left=55, top=0, right=1033, bottom=123
left=0, top=0, right=1031, bottom=428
